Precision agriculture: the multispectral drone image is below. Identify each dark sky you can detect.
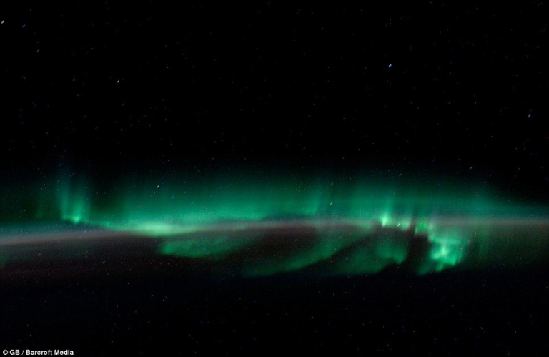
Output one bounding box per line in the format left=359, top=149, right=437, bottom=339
left=1, top=0, right=548, bottom=198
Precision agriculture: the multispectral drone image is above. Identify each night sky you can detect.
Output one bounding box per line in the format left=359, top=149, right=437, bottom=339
left=2, top=1, right=548, bottom=196
left=1, top=1, right=549, bottom=356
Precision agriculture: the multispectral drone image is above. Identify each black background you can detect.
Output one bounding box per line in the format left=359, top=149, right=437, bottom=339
left=1, top=0, right=548, bottom=199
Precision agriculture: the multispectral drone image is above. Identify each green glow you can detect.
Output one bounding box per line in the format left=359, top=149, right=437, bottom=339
left=380, top=213, right=392, bottom=227
left=50, top=173, right=538, bottom=228
left=1, top=170, right=547, bottom=276
left=414, top=221, right=435, bottom=235
left=160, top=234, right=252, bottom=259
left=108, top=221, right=202, bottom=236
left=418, top=228, right=466, bottom=274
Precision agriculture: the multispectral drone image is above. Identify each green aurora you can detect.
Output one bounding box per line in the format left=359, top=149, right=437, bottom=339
left=0, top=170, right=548, bottom=276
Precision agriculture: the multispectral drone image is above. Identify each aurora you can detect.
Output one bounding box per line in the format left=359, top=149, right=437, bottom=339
left=0, top=170, right=548, bottom=276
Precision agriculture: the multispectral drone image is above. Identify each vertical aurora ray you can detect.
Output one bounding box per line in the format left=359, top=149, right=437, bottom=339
left=57, top=171, right=91, bottom=224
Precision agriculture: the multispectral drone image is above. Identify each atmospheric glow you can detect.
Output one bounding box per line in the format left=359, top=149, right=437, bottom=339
left=1, top=171, right=547, bottom=276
